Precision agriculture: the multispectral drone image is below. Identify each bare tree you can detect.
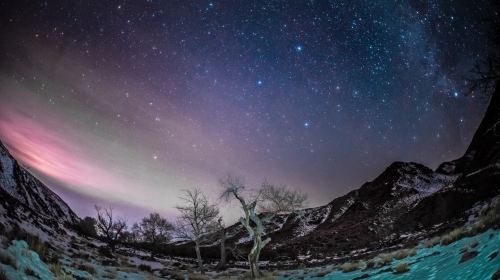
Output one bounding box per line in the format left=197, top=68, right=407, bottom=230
left=176, top=188, right=219, bottom=274
left=220, top=175, right=307, bottom=279
left=136, top=212, right=174, bottom=256
left=259, top=181, right=307, bottom=213
left=94, top=205, right=127, bottom=252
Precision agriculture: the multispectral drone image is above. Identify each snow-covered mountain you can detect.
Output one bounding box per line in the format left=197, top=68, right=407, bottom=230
left=0, top=141, right=79, bottom=234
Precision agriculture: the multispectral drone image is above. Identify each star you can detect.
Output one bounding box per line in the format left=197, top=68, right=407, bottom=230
left=0, top=0, right=490, bottom=229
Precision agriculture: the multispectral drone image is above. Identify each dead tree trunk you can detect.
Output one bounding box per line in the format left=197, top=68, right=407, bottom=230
left=218, top=228, right=227, bottom=269
left=195, top=239, right=204, bottom=274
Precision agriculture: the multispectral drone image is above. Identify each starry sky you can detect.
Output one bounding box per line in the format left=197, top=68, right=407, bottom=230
left=0, top=1, right=497, bottom=222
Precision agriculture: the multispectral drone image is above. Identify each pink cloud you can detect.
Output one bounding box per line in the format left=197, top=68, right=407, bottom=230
left=0, top=106, right=118, bottom=194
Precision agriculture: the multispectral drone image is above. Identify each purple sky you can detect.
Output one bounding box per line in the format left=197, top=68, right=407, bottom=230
left=0, top=0, right=495, bottom=223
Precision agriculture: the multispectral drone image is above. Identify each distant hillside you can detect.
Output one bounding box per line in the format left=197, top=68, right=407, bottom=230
left=0, top=141, right=79, bottom=235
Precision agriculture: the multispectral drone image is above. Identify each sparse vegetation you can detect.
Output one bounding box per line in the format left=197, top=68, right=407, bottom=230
left=102, top=269, right=117, bottom=279
left=338, top=261, right=361, bottom=272
left=25, top=268, right=39, bottom=278
left=138, top=264, right=152, bottom=272
left=372, top=247, right=417, bottom=267
left=421, top=236, right=441, bottom=248
left=50, top=262, right=64, bottom=276
left=76, top=216, right=98, bottom=238
left=56, top=273, right=77, bottom=280
left=471, top=203, right=500, bottom=233
left=145, top=274, right=160, bottom=280
left=439, top=202, right=500, bottom=246
left=50, top=263, right=77, bottom=280
left=77, top=263, right=96, bottom=275
left=3, top=226, right=49, bottom=261
left=315, top=268, right=332, bottom=277
left=393, top=263, right=409, bottom=274
left=0, top=267, right=7, bottom=280
left=0, top=250, right=17, bottom=268
left=377, top=253, right=394, bottom=266
left=393, top=248, right=416, bottom=260
left=440, top=227, right=467, bottom=245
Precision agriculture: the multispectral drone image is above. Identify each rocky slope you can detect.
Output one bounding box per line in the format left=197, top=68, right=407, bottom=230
left=0, top=141, right=79, bottom=234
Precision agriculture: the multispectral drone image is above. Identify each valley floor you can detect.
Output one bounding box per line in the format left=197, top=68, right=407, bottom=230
left=0, top=227, right=499, bottom=280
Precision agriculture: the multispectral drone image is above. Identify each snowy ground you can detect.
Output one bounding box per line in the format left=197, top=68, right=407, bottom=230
left=283, top=229, right=500, bottom=280
left=0, top=228, right=498, bottom=280
left=0, top=201, right=498, bottom=280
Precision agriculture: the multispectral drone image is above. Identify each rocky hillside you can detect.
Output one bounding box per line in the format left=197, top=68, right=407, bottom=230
left=0, top=141, right=79, bottom=234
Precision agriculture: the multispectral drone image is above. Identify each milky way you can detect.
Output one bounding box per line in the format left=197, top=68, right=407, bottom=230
left=0, top=1, right=497, bottom=221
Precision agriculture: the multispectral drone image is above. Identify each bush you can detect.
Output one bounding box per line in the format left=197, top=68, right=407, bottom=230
left=440, top=227, right=467, bottom=245
left=377, top=253, right=394, bottom=266
left=422, top=236, right=441, bottom=248
left=338, top=262, right=360, bottom=272
left=315, top=268, right=332, bottom=277
left=77, top=263, right=96, bottom=275
left=0, top=250, right=17, bottom=268
left=76, top=217, right=97, bottom=238
left=50, top=263, right=77, bottom=280
left=138, top=264, right=152, bottom=272
left=393, top=263, right=409, bottom=274
left=393, top=248, right=416, bottom=260
left=25, top=268, right=39, bottom=278
left=50, top=263, right=64, bottom=276
left=98, top=246, right=113, bottom=258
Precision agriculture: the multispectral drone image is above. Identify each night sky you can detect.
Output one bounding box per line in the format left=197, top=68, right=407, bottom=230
left=0, top=1, right=497, bottom=221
